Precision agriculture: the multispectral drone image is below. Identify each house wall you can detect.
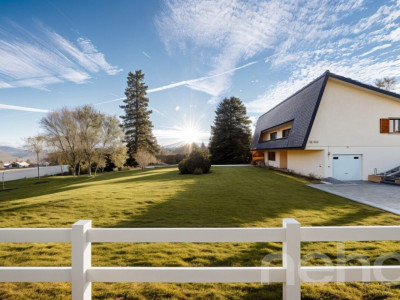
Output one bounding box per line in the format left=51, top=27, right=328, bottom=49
left=287, top=150, right=325, bottom=178
left=264, top=150, right=280, bottom=168
left=307, top=78, right=400, bottom=180
left=260, top=123, right=292, bottom=141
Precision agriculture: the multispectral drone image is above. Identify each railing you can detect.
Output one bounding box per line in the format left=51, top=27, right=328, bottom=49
left=1, top=219, right=400, bottom=300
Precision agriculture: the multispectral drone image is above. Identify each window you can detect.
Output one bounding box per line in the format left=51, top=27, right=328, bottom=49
left=389, top=119, right=400, bottom=133
left=381, top=118, right=400, bottom=133
left=268, top=152, right=276, bottom=161
left=282, top=128, right=291, bottom=138
left=270, top=132, right=277, bottom=140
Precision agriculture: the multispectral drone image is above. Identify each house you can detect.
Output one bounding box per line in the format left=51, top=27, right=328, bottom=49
left=251, top=70, right=400, bottom=181
left=12, top=161, right=30, bottom=168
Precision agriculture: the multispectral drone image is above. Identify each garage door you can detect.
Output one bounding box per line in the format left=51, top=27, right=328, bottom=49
left=332, top=155, right=361, bottom=180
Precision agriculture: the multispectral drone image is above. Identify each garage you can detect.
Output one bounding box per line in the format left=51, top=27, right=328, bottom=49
left=332, top=154, right=361, bottom=180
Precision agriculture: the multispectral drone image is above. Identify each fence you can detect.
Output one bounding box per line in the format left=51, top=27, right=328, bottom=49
left=1, top=219, right=400, bottom=300
left=1, top=165, right=69, bottom=182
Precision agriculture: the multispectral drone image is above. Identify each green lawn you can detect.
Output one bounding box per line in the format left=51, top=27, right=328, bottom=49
left=1, top=166, right=400, bottom=299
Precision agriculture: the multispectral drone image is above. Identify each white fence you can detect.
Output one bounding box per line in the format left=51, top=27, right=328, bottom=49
left=1, top=165, right=69, bottom=182
left=1, top=219, right=400, bottom=300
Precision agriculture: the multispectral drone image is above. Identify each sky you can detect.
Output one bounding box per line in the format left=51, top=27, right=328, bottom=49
left=1, top=0, right=400, bottom=147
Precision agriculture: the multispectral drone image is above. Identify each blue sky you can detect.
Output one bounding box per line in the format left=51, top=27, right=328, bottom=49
left=1, top=0, right=400, bottom=147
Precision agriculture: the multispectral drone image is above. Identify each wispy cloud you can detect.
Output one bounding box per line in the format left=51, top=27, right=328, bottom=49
left=245, top=0, right=400, bottom=113
left=0, top=20, right=122, bottom=90
left=0, top=103, right=49, bottom=113
left=95, top=61, right=256, bottom=106
left=156, top=0, right=400, bottom=114
left=142, top=51, right=151, bottom=59
left=147, top=61, right=256, bottom=94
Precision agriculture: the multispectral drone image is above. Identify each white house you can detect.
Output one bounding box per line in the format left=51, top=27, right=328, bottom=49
left=14, top=161, right=30, bottom=168
left=251, top=71, right=400, bottom=181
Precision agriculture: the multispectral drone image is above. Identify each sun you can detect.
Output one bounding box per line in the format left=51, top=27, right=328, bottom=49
left=180, top=126, right=202, bottom=144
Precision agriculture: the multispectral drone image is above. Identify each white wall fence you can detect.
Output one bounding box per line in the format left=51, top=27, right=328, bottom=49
left=1, top=219, right=400, bottom=300
left=1, top=165, right=69, bottom=182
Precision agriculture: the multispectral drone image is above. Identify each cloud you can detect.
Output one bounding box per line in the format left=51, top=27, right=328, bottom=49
left=0, top=103, right=50, bottom=113
left=95, top=61, right=257, bottom=107
left=147, top=61, right=257, bottom=94
left=156, top=0, right=400, bottom=115
left=0, top=21, right=122, bottom=90
left=359, top=44, right=392, bottom=57
left=142, top=51, right=151, bottom=59
left=156, top=0, right=279, bottom=97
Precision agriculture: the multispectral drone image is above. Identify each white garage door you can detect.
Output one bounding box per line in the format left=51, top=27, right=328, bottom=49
left=332, top=155, right=361, bottom=180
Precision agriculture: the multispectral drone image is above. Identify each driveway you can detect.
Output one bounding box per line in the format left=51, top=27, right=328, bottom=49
left=309, top=181, right=400, bottom=216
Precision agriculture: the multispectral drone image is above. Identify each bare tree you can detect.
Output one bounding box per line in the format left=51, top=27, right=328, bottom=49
left=110, top=142, right=128, bottom=170
left=375, top=77, right=397, bottom=91
left=24, top=135, right=45, bottom=182
left=134, top=150, right=156, bottom=170
left=41, top=108, right=82, bottom=176
left=75, top=105, right=104, bottom=176
left=94, top=115, right=124, bottom=176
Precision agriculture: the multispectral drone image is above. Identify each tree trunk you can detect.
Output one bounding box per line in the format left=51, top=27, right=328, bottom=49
left=88, top=158, right=92, bottom=176
left=37, top=152, right=40, bottom=182
left=78, top=164, right=81, bottom=176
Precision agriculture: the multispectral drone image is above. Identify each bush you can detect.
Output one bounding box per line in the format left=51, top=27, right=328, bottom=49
left=193, top=168, right=203, bottom=175
left=178, top=150, right=211, bottom=174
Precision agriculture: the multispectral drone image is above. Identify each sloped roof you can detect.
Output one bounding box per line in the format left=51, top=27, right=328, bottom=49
left=251, top=71, right=400, bottom=151
left=251, top=72, right=328, bottom=150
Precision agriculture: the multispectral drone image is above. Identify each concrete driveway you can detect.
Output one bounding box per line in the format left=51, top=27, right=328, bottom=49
left=309, top=181, right=400, bottom=215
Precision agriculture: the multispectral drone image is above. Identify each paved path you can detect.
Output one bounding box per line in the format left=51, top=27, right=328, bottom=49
left=309, top=181, right=400, bottom=215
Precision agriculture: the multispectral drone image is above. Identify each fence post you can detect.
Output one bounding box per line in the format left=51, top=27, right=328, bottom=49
left=282, top=218, right=301, bottom=300
left=72, top=220, right=92, bottom=300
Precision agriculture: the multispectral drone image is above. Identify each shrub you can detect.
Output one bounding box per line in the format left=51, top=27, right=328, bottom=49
left=178, top=150, right=211, bottom=174
left=193, top=168, right=203, bottom=175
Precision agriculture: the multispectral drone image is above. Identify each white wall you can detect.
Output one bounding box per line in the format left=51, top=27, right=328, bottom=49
left=306, top=78, right=400, bottom=180
left=1, top=165, right=69, bottom=182
left=264, top=151, right=280, bottom=168
left=287, top=150, right=325, bottom=178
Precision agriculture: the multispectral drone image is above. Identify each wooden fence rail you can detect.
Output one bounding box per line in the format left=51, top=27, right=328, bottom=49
left=0, top=218, right=400, bottom=300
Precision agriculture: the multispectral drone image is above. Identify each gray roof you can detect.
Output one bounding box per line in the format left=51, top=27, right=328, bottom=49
left=252, top=70, right=400, bottom=151
left=251, top=72, right=328, bottom=150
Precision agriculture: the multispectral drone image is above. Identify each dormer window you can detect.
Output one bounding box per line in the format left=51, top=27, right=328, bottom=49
left=270, top=132, right=277, bottom=140
left=282, top=128, right=291, bottom=138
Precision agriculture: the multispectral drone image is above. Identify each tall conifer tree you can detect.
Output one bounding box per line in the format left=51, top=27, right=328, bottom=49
left=120, top=70, right=158, bottom=165
left=209, top=97, right=252, bottom=164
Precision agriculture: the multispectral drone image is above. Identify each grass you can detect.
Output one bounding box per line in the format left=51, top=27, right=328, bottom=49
left=0, top=166, right=400, bottom=299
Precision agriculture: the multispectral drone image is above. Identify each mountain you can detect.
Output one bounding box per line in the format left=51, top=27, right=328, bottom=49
left=0, top=146, right=34, bottom=161
left=0, top=151, right=16, bottom=163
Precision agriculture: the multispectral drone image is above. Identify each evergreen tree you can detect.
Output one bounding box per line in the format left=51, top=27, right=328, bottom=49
left=120, top=70, right=159, bottom=165
left=209, top=97, right=252, bottom=164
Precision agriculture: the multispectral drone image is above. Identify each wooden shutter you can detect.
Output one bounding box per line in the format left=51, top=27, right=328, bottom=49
left=380, top=118, right=389, bottom=133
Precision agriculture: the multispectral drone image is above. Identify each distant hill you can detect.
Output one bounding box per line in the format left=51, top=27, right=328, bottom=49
left=0, top=146, right=34, bottom=161
left=0, top=151, right=16, bottom=163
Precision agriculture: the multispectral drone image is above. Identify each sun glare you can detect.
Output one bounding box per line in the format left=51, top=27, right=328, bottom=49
left=180, top=126, right=202, bottom=144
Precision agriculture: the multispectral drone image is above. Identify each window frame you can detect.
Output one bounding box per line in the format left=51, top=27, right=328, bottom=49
left=268, top=151, right=276, bottom=161
left=389, top=118, right=400, bottom=133
left=282, top=128, right=291, bottom=138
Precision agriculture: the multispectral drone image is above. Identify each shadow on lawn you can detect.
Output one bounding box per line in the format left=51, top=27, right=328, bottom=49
left=0, top=168, right=158, bottom=203
left=112, top=167, right=389, bottom=229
